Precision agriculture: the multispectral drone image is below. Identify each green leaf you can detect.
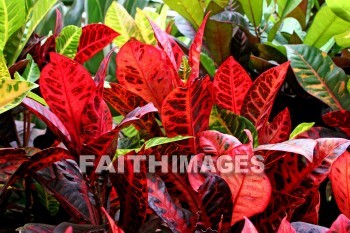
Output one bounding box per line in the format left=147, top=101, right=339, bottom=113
left=0, top=77, right=38, bottom=114
left=27, top=91, right=48, bottom=106
left=209, top=106, right=259, bottom=147
left=335, top=30, right=350, bottom=48
left=289, top=122, right=315, bottom=139
left=286, top=44, right=350, bottom=111
left=200, top=53, right=216, bottom=77
left=0, top=0, right=26, bottom=51
left=22, top=54, right=40, bottom=82
left=178, top=56, right=191, bottom=82
left=277, top=0, right=302, bottom=18
left=304, top=6, right=350, bottom=49
left=7, top=0, right=57, bottom=65
left=163, top=0, right=204, bottom=29
left=326, top=0, right=350, bottom=22
left=56, top=25, right=82, bottom=59
left=238, top=0, right=263, bottom=27
left=105, top=1, right=140, bottom=47
left=86, top=0, right=113, bottom=23
left=64, top=0, right=84, bottom=26
left=0, top=53, right=10, bottom=79
left=34, top=182, right=59, bottom=216
left=144, top=135, right=193, bottom=150
left=123, top=0, right=149, bottom=17
left=348, top=79, right=350, bottom=93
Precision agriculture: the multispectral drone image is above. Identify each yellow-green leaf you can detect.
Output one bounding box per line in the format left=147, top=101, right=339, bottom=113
left=56, top=25, right=82, bottom=59
left=135, top=8, right=159, bottom=45
left=0, top=0, right=26, bottom=51
left=105, top=1, right=140, bottom=47
left=335, top=30, right=350, bottom=48
left=238, top=0, right=263, bottom=27
left=178, top=56, right=191, bottom=82
left=144, top=135, right=193, bottom=150
left=304, top=6, right=350, bottom=49
left=0, top=53, right=10, bottom=79
left=289, top=122, right=315, bottom=139
left=326, top=0, right=350, bottom=22
left=0, top=78, right=38, bottom=114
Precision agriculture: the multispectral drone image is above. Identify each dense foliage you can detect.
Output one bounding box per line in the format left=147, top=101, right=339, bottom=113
left=0, top=0, right=350, bottom=232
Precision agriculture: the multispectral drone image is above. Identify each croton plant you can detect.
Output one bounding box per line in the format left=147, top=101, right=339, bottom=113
left=0, top=0, right=350, bottom=233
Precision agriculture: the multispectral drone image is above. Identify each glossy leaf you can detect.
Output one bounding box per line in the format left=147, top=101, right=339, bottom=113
left=144, top=135, right=192, bottom=150
left=40, top=53, right=95, bottom=151
left=328, top=214, right=350, bottom=233
left=277, top=217, right=296, bottom=233
left=304, top=6, right=350, bottom=49
left=147, top=174, right=194, bottom=233
left=241, top=217, right=259, bottom=233
left=0, top=78, right=37, bottom=114
left=22, top=54, right=40, bottom=83
left=238, top=0, right=263, bottom=27
left=326, top=0, right=350, bottom=22
left=0, top=0, right=25, bottom=51
left=286, top=45, right=350, bottom=111
left=117, top=40, right=177, bottom=111
left=213, top=56, right=252, bottom=114
left=259, top=108, right=291, bottom=144
left=34, top=160, right=98, bottom=224
left=161, top=76, right=213, bottom=153
left=199, top=130, right=242, bottom=156
left=330, top=151, right=350, bottom=218
left=74, top=24, right=118, bottom=63
left=188, top=13, right=210, bottom=83
left=56, top=25, right=82, bottom=59
left=105, top=1, right=139, bottom=47
left=241, top=62, right=290, bottom=131
left=322, top=110, right=350, bottom=128
left=163, top=0, right=204, bottom=29
left=335, top=30, right=350, bottom=48
left=0, top=53, right=10, bottom=79
left=290, top=122, right=315, bottom=139
left=277, top=0, right=302, bottom=18
left=209, top=106, right=258, bottom=146
left=135, top=9, right=160, bottom=45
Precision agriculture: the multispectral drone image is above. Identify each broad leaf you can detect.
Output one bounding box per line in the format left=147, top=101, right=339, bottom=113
left=241, top=217, right=259, bottom=233
left=163, top=0, right=204, bottom=29
left=277, top=217, right=296, bottom=233
left=40, top=53, right=95, bottom=152
left=238, top=0, right=263, bottom=27
left=22, top=54, right=40, bottom=83
left=0, top=78, right=37, bottom=114
left=328, top=214, right=350, bottom=233
left=330, top=152, right=350, bottom=218
left=34, top=160, right=98, bottom=224
left=161, top=76, right=213, bottom=153
left=304, top=6, right=350, bottom=49
left=291, top=222, right=328, bottom=233
left=117, top=40, right=177, bottom=111
left=322, top=110, right=350, bottom=128
left=241, top=62, right=290, bottom=131
left=135, top=8, right=159, bottom=45
left=213, top=56, right=252, bottom=114
left=0, top=53, right=10, bottom=79
left=147, top=174, right=194, bottom=233
left=144, top=136, right=192, bottom=150
left=74, top=24, right=118, bottom=64
left=105, top=1, right=139, bottom=47
left=277, top=0, right=303, bottom=18
left=335, top=30, right=350, bottom=49
left=0, top=0, right=25, bottom=51
left=56, top=25, right=82, bottom=59
left=286, top=45, right=350, bottom=111
left=290, top=122, right=315, bottom=139
left=326, top=0, right=350, bottom=22
left=259, top=108, right=291, bottom=144
left=209, top=106, right=258, bottom=146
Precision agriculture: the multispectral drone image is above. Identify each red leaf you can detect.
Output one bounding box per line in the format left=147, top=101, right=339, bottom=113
left=188, top=13, right=210, bottom=83
left=323, top=110, right=350, bottom=128
left=147, top=174, right=195, bottom=233
left=54, top=9, right=63, bottom=38
left=22, top=98, right=74, bottom=152
left=75, top=24, right=119, bottom=63
left=241, top=217, right=259, bottom=233
left=161, top=76, right=213, bottom=153
left=40, top=53, right=95, bottom=152
left=213, top=56, right=252, bottom=114
left=101, top=207, right=124, bottom=233
left=117, top=40, right=177, bottom=111
left=328, top=214, right=350, bottom=233
left=241, top=62, right=290, bottom=131
left=255, top=139, right=317, bottom=162
left=110, top=153, right=148, bottom=232
left=330, top=151, right=350, bottom=218
left=292, top=191, right=320, bottom=224
left=64, top=226, right=73, bottom=233
left=199, top=130, right=242, bottom=156
left=277, top=217, right=296, bottom=233
left=259, top=108, right=291, bottom=144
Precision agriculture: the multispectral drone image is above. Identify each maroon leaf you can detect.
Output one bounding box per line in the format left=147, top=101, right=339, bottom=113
left=323, top=110, right=350, bottom=128
left=147, top=173, right=195, bottom=233
left=101, top=207, right=124, bottom=233
left=188, top=13, right=210, bottom=83
left=40, top=53, right=95, bottom=152
left=54, top=9, right=63, bottom=38
left=161, top=76, right=213, bottom=153
left=110, top=153, right=148, bottom=232
left=117, top=40, right=178, bottom=111
left=328, top=214, right=350, bottom=233
left=292, top=191, right=320, bottom=224
left=213, top=56, right=252, bottom=114
left=242, top=217, right=259, bottom=233
left=241, top=62, right=290, bottom=131
left=33, top=160, right=99, bottom=224
left=32, top=35, right=56, bottom=69
left=330, top=151, right=350, bottom=219
left=17, top=224, right=56, bottom=233
left=22, top=98, right=74, bottom=153
left=75, top=24, right=119, bottom=63
left=277, top=217, right=296, bottom=233
left=259, top=108, right=291, bottom=144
